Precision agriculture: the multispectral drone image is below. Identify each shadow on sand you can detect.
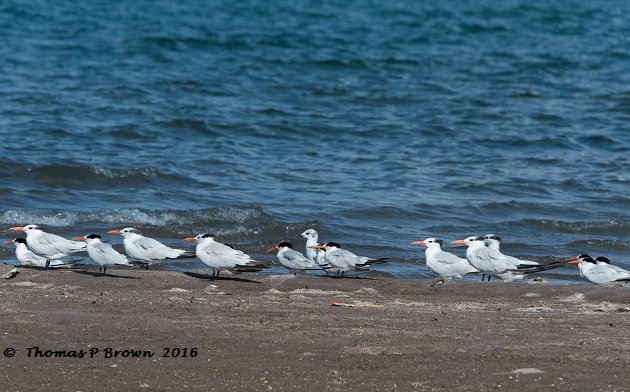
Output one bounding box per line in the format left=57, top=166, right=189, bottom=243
left=183, top=271, right=260, bottom=283
left=71, top=270, right=140, bottom=279
left=322, top=274, right=378, bottom=280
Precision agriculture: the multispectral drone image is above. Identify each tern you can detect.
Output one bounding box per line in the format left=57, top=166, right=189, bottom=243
left=265, top=241, right=323, bottom=274
left=308, top=242, right=387, bottom=278
left=481, top=234, right=563, bottom=280
left=451, top=236, right=556, bottom=281
left=107, top=227, right=195, bottom=269
left=567, top=254, right=630, bottom=284
left=316, top=246, right=336, bottom=273
left=3, top=238, right=72, bottom=268
left=483, top=234, right=539, bottom=267
left=10, top=224, right=86, bottom=268
left=73, top=234, right=133, bottom=275
left=411, top=238, right=478, bottom=278
left=299, top=228, right=339, bottom=276
left=183, top=233, right=257, bottom=277
left=483, top=234, right=502, bottom=252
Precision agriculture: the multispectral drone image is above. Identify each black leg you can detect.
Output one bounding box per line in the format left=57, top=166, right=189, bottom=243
left=45, top=260, right=50, bottom=270
left=481, top=274, right=485, bottom=282
left=216, top=270, right=220, bottom=277
left=145, top=265, right=149, bottom=271
left=103, top=265, right=107, bottom=275
left=487, top=275, right=491, bottom=282
left=99, top=266, right=102, bottom=274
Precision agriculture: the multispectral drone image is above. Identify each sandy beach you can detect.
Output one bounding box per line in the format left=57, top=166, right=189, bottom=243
left=1, top=265, right=629, bottom=391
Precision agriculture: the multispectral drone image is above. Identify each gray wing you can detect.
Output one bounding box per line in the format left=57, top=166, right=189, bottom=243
left=21, top=249, right=49, bottom=265
left=430, top=251, right=478, bottom=276
left=607, top=264, right=630, bottom=275
left=279, top=249, right=319, bottom=270
left=91, top=242, right=129, bottom=265
left=201, top=242, right=252, bottom=266
left=436, top=251, right=468, bottom=266
left=134, top=236, right=164, bottom=250
left=38, top=232, right=86, bottom=253
left=470, top=247, right=510, bottom=272
left=596, top=265, right=630, bottom=281
left=326, top=249, right=370, bottom=269
left=502, top=253, right=537, bottom=267
left=131, top=236, right=184, bottom=259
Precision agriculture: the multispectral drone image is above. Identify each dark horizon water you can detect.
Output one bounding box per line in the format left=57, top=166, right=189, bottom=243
left=1, top=1, right=629, bottom=283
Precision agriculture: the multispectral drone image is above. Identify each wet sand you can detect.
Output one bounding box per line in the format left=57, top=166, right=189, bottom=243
left=1, top=265, right=629, bottom=391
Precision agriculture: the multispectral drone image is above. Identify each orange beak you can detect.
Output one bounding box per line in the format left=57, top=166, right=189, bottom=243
left=451, top=239, right=466, bottom=245
left=566, top=257, right=580, bottom=264
left=307, top=244, right=325, bottom=249
left=72, top=236, right=87, bottom=241
left=10, top=226, right=25, bottom=232
left=3, top=240, right=14, bottom=244
left=411, top=240, right=426, bottom=246
left=183, top=237, right=196, bottom=242
left=265, top=246, right=278, bottom=253
left=107, top=229, right=122, bottom=235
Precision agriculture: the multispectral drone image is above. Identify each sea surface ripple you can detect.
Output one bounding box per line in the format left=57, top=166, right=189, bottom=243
left=1, top=1, right=629, bottom=281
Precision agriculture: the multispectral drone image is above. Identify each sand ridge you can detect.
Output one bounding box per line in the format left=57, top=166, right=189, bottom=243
left=1, top=265, right=630, bottom=391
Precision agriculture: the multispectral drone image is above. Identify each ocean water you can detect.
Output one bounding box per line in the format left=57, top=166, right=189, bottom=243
left=1, top=0, right=629, bottom=282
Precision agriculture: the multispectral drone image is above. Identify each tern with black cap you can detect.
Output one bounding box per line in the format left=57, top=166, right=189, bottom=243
left=452, top=236, right=559, bottom=281
left=308, top=242, right=388, bottom=278
left=183, top=233, right=257, bottom=277
left=265, top=241, right=322, bottom=273
left=567, top=254, right=630, bottom=284
left=10, top=224, right=86, bottom=268
left=108, top=227, right=195, bottom=269
left=73, top=234, right=133, bottom=275
left=411, top=237, right=478, bottom=278
left=3, top=238, right=71, bottom=268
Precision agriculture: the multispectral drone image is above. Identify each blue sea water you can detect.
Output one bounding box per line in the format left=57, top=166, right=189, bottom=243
left=1, top=0, right=629, bottom=282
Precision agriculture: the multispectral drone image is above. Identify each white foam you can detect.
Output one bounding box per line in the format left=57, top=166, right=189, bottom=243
left=0, top=210, right=80, bottom=226
left=0, top=207, right=267, bottom=230
left=89, top=167, right=159, bottom=179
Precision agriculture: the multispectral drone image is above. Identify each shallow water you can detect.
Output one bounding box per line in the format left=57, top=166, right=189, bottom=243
left=2, top=1, right=629, bottom=283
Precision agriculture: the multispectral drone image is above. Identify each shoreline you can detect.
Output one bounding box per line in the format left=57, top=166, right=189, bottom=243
left=0, top=256, right=587, bottom=286
left=1, top=265, right=629, bottom=391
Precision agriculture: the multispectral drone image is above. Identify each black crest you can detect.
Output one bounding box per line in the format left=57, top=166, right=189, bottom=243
left=595, top=256, right=610, bottom=264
